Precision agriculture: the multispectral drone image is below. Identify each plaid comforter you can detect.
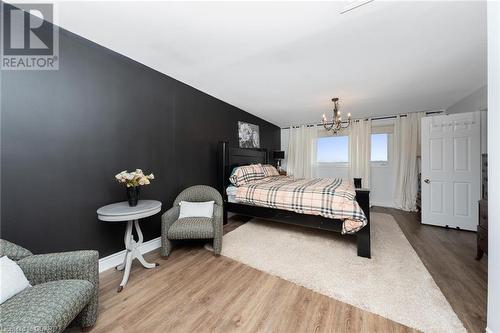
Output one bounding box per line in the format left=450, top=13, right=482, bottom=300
left=235, top=176, right=367, bottom=234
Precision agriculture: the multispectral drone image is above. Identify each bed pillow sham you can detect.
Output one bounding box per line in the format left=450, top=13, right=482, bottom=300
left=262, top=164, right=280, bottom=177
left=229, top=164, right=265, bottom=186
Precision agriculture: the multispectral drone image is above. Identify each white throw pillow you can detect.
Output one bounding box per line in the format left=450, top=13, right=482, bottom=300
left=0, top=256, right=31, bottom=304
left=178, top=201, right=215, bottom=219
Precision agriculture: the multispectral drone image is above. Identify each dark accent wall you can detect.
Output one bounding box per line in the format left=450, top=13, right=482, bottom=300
left=0, top=17, right=280, bottom=257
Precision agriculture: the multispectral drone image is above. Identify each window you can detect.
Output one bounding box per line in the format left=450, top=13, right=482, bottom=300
left=371, top=133, right=388, bottom=162
left=317, top=136, right=349, bottom=163
left=316, top=133, right=388, bottom=164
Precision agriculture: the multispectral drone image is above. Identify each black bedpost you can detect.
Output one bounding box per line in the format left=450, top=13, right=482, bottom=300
left=218, top=141, right=228, bottom=196
left=219, top=141, right=229, bottom=225
left=355, top=188, right=371, bottom=258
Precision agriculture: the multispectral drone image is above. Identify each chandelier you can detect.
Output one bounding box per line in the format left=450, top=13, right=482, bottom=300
left=322, top=98, right=352, bottom=134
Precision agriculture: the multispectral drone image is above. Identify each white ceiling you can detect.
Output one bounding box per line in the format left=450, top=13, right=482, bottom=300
left=49, top=1, right=486, bottom=127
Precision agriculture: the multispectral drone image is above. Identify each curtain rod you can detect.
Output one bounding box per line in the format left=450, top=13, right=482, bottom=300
left=281, top=110, right=444, bottom=130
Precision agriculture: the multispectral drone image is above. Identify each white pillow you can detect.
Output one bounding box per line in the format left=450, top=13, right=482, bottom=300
left=0, top=256, right=31, bottom=304
left=178, top=201, right=214, bottom=219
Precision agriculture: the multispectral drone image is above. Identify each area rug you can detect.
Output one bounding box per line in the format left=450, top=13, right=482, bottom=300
left=221, top=213, right=465, bottom=333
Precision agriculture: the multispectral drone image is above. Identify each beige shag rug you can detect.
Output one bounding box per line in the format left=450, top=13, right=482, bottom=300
left=221, top=213, right=465, bottom=333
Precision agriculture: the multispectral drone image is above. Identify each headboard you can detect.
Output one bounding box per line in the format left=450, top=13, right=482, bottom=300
left=218, top=141, right=268, bottom=197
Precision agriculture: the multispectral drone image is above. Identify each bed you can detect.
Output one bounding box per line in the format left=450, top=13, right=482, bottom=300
left=218, top=141, right=371, bottom=258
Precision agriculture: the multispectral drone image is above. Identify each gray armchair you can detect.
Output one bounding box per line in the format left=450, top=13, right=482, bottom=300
left=0, top=239, right=99, bottom=333
left=161, top=185, right=223, bottom=257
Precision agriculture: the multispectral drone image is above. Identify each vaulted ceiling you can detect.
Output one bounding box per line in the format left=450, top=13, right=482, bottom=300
left=50, top=1, right=486, bottom=127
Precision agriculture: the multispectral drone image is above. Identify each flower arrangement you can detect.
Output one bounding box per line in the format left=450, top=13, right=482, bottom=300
left=115, top=169, right=155, bottom=207
left=115, top=169, right=154, bottom=187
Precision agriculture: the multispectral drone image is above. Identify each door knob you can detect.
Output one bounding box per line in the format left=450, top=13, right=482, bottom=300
left=424, top=179, right=430, bottom=184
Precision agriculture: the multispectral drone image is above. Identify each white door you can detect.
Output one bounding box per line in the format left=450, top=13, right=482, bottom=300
left=421, top=111, right=481, bottom=231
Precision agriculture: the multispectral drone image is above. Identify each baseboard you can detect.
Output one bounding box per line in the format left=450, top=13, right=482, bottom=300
left=370, top=201, right=396, bottom=208
left=98, top=236, right=161, bottom=273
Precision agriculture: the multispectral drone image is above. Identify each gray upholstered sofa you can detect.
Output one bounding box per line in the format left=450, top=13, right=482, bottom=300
left=0, top=239, right=99, bottom=333
left=161, top=185, right=223, bottom=257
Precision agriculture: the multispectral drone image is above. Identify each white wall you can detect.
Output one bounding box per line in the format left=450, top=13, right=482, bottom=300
left=487, top=1, right=500, bottom=332
left=446, top=85, right=487, bottom=115
left=281, top=125, right=396, bottom=208
left=444, top=86, right=488, bottom=153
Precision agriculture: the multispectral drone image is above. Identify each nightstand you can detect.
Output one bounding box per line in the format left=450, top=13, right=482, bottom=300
left=476, top=199, right=488, bottom=260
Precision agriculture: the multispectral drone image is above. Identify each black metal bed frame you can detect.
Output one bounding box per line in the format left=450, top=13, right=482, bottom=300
left=218, top=141, right=371, bottom=258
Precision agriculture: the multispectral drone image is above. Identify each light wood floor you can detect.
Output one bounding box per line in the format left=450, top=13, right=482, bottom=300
left=92, top=210, right=487, bottom=333
left=92, top=216, right=416, bottom=333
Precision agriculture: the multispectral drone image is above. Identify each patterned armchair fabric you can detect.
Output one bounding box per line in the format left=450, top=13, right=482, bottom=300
left=0, top=240, right=99, bottom=333
left=0, top=280, right=93, bottom=333
left=0, top=239, right=33, bottom=260
left=161, top=185, right=223, bottom=257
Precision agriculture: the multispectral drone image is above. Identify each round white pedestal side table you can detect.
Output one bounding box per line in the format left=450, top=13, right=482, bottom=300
left=97, top=200, right=162, bottom=292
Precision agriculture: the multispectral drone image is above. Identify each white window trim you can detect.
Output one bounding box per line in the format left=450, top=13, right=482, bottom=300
left=371, top=160, right=389, bottom=167
left=316, top=161, right=349, bottom=168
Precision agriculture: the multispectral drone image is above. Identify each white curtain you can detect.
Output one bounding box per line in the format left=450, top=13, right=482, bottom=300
left=393, top=112, right=425, bottom=211
left=286, top=125, right=318, bottom=178
left=348, top=119, right=372, bottom=188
